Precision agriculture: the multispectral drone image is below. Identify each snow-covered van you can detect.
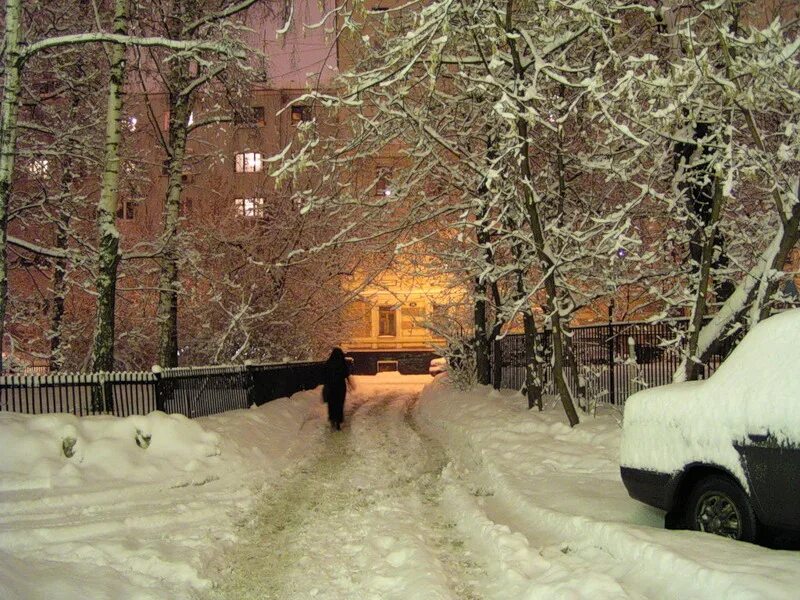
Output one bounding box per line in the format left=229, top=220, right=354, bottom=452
left=620, top=309, right=800, bottom=543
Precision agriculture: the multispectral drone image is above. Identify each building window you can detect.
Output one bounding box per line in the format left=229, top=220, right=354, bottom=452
left=291, top=105, right=311, bottom=125
left=234, top=197, right=266, bottom=218
left=235, top=152, right=263, bottom=173
left=378, top=306, right=397, bottom=337
left=376, top=167, right=392, bottom=196
left=116, top=200, right=137, bottom=220
left=401, top=304, right=425, bottom=337
left=234, top=106, right=265, bottom=126
left=27, top=158, right=50, bottom=178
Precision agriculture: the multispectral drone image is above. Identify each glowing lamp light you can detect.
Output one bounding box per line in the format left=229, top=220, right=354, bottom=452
left=616, top=248, right=628, bottom=258
left=384, top=188, right=392, bottom=196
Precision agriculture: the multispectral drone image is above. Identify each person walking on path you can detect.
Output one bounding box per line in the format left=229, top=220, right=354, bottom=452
left=322, top=347, right=352, bottom=431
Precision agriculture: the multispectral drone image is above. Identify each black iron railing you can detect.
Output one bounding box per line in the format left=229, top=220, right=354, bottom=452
left=491, top=318, right=742, bottom=405
left=0, top=362, right=325, bottom=418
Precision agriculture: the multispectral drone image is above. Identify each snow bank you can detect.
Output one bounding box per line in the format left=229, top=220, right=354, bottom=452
left=415, top=377, right=800, bottom=600
left=0, top=388, right=324, bottom=600
left=620, top=309, right=800, bottom=482
left=0, top=411, right=220, bottom=491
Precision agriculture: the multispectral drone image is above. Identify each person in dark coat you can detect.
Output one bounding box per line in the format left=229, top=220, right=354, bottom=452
left=322, top=347, right=351, bottom=431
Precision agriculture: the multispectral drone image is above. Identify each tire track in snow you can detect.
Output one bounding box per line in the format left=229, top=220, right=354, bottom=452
left=207, top=387, right=484, bottom=600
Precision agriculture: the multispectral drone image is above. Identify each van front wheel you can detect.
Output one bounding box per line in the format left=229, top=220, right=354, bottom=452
left=686, top=475, right=757, bottom=542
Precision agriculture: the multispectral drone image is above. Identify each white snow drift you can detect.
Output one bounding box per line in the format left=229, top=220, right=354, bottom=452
left=0, top=371, right=797, bottom=599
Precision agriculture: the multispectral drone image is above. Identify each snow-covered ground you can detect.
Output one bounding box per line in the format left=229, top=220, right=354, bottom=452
left=1, top=373, right=798, bottom=599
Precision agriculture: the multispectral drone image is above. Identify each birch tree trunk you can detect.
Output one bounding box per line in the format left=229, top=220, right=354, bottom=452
left=156, top=91, right=191, bottom=368
left=0, top=0, right=24, bottom=373
left=91, top=0, right=128, bottom=372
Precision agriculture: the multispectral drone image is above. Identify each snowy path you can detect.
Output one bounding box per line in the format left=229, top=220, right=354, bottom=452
left=206, top=379, right=800, bottom=600
left=3, top=376, right=798, bottom=599
left=208, top=384, right=484, bottom=600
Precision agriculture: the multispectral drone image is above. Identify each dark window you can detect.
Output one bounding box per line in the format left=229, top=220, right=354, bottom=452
left=378, top=306, right=397, bottom=337
left=291, top=105, right=311, bottom=125
left=116, top=200, right=137, bottom=220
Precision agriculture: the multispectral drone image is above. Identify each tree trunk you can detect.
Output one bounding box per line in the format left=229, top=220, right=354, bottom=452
left=473, top=283, right=491, bottom=384
left=682, top=172, right=725, bottom=381
left=91, top=0, right=128, bottom=372
left=504, top=0, right=578, bottom=426
left=156, top=91, right=191, bottom=368
left=488, top=281, right=505, bottom=389
left=50, top=175, right=72, bottom=372
left=0, top=0, right=24, bottom=372
left=522, top=309, right=542, bottom=411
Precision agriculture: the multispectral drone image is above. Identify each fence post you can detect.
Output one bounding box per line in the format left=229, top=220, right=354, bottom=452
left=607, top=302, right=616, bottom=405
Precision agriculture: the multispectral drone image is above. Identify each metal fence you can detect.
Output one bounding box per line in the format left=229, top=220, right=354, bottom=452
left=0, top=361, right=325, bottom=418
left=491, top=318, right=742, bottom=405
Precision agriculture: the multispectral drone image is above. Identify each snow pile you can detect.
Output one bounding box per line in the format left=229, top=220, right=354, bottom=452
left=2, top=375, right=799, bottom=600
left=415, top=378, right=800, bottom=599
left=0, top=411, right=221, bottom=491
left=0, top=389, right=324, bottom=600
left=620, top=309, right=800, bottom=482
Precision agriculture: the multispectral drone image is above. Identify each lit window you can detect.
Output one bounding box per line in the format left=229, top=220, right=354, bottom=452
left=234, top=197, right=266, bottom=218
left=235, top=152, right=263, bottom=173
left=28, top=158, right=50, bottom=178
left=376, top=167, right=392, bottom=196
left=291, top=105, right=311, bottom=125
left=378, top=306, right=397, bottom=336
left=116, top=200, right=137, bottom=220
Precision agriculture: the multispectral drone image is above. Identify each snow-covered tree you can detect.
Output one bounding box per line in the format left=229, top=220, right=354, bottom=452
left=609, top=1, right=800, bottom=380
left=283, top=0, right=664, bottom=426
